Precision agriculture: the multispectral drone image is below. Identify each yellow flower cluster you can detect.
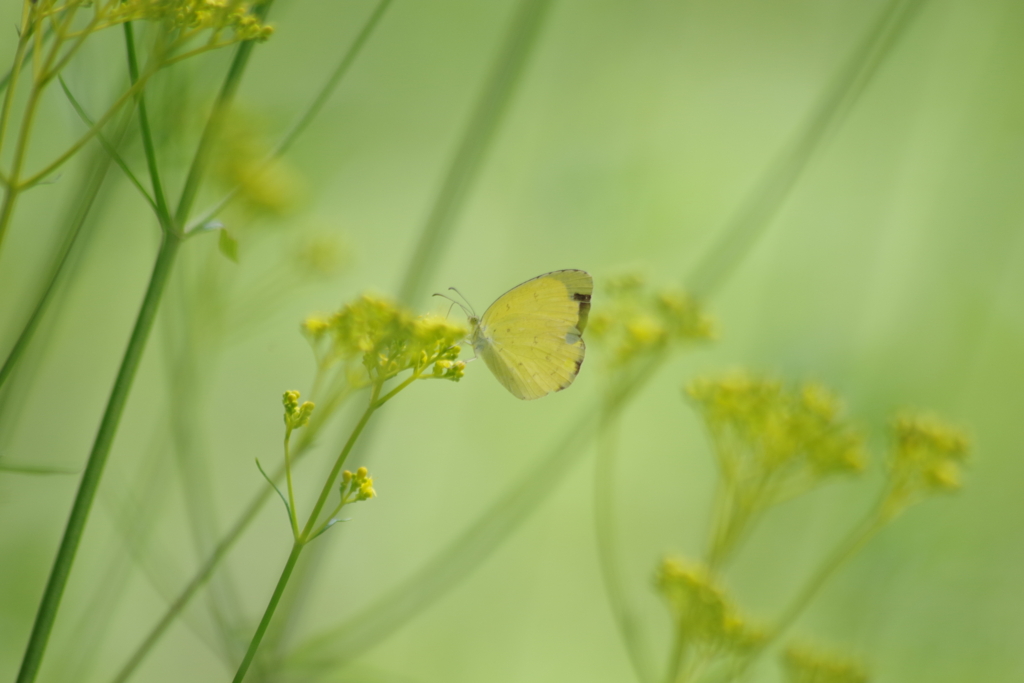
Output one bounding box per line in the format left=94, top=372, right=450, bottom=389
left=588, top=274, right=714, bottom=367
left=883, top=412, right=970, bottom=516
left=340, top=466, right=376, bottom=503
left=656, top=557, right=764, bottom=652
left=282, top=390, right=314, bottom=430
left=688, top=372, right=867, bottom=480
left=303, top=295, right=467, bottom=386
left=782, top=644, right=869, bottom=683
left=108, top=0, right=273, bottom=41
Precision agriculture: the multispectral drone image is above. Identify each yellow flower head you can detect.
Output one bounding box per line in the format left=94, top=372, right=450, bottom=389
left=655, top=557, right=764, bottom=653
left=687, top=371, right=867, bottom=480
left=883, top=412, right=970, bottom=515
left=312, top=295, right=467, bottom=386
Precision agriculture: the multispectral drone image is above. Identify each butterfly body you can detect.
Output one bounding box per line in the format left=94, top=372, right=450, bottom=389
left=467, top=269, right=592, bottom=400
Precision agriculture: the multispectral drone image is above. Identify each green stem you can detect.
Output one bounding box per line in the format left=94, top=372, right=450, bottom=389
left=300, top=382, right=381, bottom=540
left=15, top=233, right=182, bottom=683
left=594, top=404, right=654, bottom=683
left=685, top=0, right=926, bottom=299
left=396, top=0, right=553, bottom=304
left=109, top=481, right=278, bottom=683
left=175, top=1, right=275, bottom=228
left=0, top=2, right=32, bottom=164
left=185, top=0, right=393, bottom=232
left=123, top=21, right=173, bottom=232
left=231, top=542, right=305, bottom=683
left=722, top=512, right=885, bottom=683
left=17, top=6, right=275, bottom=676
left=233, top=383, right=382, bottom=682
left=663, top=627, right=687, bottom=683
left=0, top=112, right=130, bottom=391
left=284, top=429, right=300, bottom=538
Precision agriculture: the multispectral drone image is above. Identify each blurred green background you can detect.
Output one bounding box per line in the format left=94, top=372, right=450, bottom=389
left=1, top=0, right=1022, bottom=681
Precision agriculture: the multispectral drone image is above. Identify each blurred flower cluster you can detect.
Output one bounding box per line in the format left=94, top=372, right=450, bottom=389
left=687, top=372, right=866, bottom=564
left=656, top=557, right=764, bottom=656
left=303, top=294, right=467, bottom=388
left=882, top=412, right=970, bottom=518
left=589, top=274, right=714, bottom=370
left=782, top=644, right=868, bottom=683
left=101, top=0, right=274, bottom=41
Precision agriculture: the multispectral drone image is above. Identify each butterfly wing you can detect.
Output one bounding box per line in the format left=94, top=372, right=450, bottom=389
left=477, top=269, right=592, bottom=400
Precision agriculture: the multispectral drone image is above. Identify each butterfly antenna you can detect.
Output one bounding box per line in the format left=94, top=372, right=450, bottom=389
left=447, top=287, right=477, bottom=317
left=432, top=292, right=471, bottom=318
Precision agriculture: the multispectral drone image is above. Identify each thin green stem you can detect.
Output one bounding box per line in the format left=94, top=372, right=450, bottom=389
left=174, top=0, right=275, bottom=228
left=663, top=626, right=687, bottom=683
left=719, top=511, right=885, bottom=683
left=685, top=0, right=927, bottom=299
left=231, top=542, right=305, bottom=683
left=185, top=0, right=394, bottom=232
left=109, top=478, right=278, bottom=683
left=0, top=3, right=33, bottom=164
left=18, top=62, right=159, bottom=190
left=57, top=75, right=157, bottom=210
left=15, top=233, right=182, bottom=683
left=299, top=382, right=381, bottom=540
left=284, top=429, right=300, bottom=538
left=123, top=21, right=173, bottom=233
left=397, top=0, right=553, bottom=304
left=594, top=403, right=654, bottom=683
left=0, top=110, right=132, bottom=392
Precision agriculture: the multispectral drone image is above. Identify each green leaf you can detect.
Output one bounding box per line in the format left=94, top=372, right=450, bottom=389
left=218, top=229, right=239, bottom=263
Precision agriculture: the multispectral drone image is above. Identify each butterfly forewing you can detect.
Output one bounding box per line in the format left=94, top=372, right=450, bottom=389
left=477, top=270, right=593, bottom=400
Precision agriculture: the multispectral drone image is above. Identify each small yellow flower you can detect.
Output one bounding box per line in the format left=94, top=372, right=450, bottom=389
left=340, top=466, right=377, bottom=504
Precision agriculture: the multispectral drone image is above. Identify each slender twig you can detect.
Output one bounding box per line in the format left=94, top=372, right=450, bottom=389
left=594, top=399, right=655, bottom=683
left=685, top=0, right=927, bottom=299
left=57, top=75, right=157, bottom=210
left=396, top=0, right=554, bottom=305
left=0, top=109, right=133, bottom=392
left=123, top=22, right=173, bottom=232
left=231, top=383, right=382, bottom=683
left=186, top=0, right=394, bottom=233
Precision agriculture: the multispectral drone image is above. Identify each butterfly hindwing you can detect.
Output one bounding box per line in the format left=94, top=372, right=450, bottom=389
left=476, top=270, right=593, bottom=400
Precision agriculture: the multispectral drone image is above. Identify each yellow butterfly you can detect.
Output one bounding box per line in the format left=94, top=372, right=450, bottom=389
left=438, top=270, right=593, bottom=400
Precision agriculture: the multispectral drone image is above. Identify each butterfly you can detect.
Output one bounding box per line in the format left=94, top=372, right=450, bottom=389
left=437, top=270, right=593, bottom=400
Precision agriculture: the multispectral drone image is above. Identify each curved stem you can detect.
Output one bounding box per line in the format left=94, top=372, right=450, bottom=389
left=185, top=0, right=394, bottom=232
left=15, top=233, right=182, bottom=683
left=397, top=0, right=553, bottom=304
left=594, top=404, right=654, bottom=683
left=300, top=382, right=381, bottom=540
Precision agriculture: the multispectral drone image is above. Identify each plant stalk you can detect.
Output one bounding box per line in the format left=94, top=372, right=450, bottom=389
left=15, top=233, right=181, bottom=683
left=231, top=542, right=305, bottom=683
